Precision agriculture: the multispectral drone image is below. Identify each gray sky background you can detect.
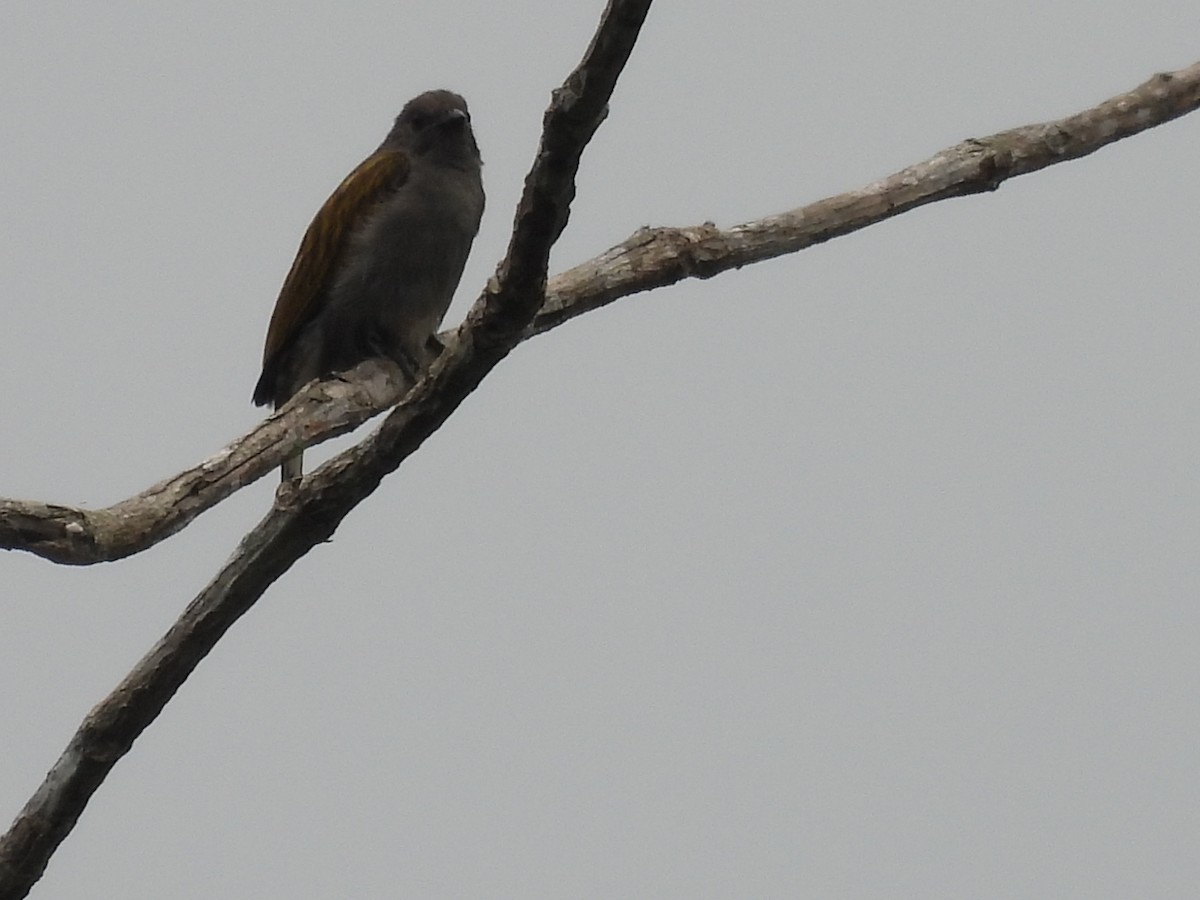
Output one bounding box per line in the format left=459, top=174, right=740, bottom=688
left=3, top=2, right=1199, bottom=898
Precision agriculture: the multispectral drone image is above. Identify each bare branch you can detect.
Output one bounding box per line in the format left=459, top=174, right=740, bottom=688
left=528, top=61, right=1200, bottom=336
left=0, top=1, right=654, bottom=897
left=2, top=59, right=1196, bottom=568
left=0, top=359, right=408, bottom=565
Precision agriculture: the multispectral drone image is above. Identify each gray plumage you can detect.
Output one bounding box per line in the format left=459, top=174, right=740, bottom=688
left=253, top=90, right=484, bottom=479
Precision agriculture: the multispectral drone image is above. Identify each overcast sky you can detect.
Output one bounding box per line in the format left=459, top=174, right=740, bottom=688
left=3, top=2, right=1199, bottom=898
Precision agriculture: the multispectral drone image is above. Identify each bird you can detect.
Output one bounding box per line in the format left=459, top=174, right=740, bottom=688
left=253, top=89, right=485, bottom=480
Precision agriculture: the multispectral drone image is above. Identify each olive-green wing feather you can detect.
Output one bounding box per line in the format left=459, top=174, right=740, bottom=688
left=254, top=149, right=410, bottom=404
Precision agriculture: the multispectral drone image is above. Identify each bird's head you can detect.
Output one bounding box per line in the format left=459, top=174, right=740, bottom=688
left=384, top=89, right=480, bottom=168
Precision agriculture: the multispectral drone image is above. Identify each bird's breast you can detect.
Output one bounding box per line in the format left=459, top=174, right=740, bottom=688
left=323, top=162, right=483, bottom=352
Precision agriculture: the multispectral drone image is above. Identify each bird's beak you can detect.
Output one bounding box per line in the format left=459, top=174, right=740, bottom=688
left=439, top=108, right=468, bottom=128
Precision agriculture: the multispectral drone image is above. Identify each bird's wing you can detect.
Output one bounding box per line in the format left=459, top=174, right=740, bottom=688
left=260, top=148, right=410, bottom=368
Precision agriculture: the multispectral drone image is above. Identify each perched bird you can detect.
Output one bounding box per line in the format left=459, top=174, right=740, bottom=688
left=253, top=89, right=485, bottom=480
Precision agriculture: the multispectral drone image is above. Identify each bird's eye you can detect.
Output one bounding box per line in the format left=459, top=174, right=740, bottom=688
left=408, top=113, right=429, bottom=131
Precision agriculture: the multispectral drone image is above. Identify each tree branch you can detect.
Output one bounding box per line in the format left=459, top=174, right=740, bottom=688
left=2, top=59, right=1196, bottom=567
left=0, top=2, right=654, bottom=898
left=527, top=61, right=1200, bottom=336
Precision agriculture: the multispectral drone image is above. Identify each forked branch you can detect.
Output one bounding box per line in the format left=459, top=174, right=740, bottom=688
left=0, top=3, right=654, bottom=898
left=2, top=60, right=1197, bottom=566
